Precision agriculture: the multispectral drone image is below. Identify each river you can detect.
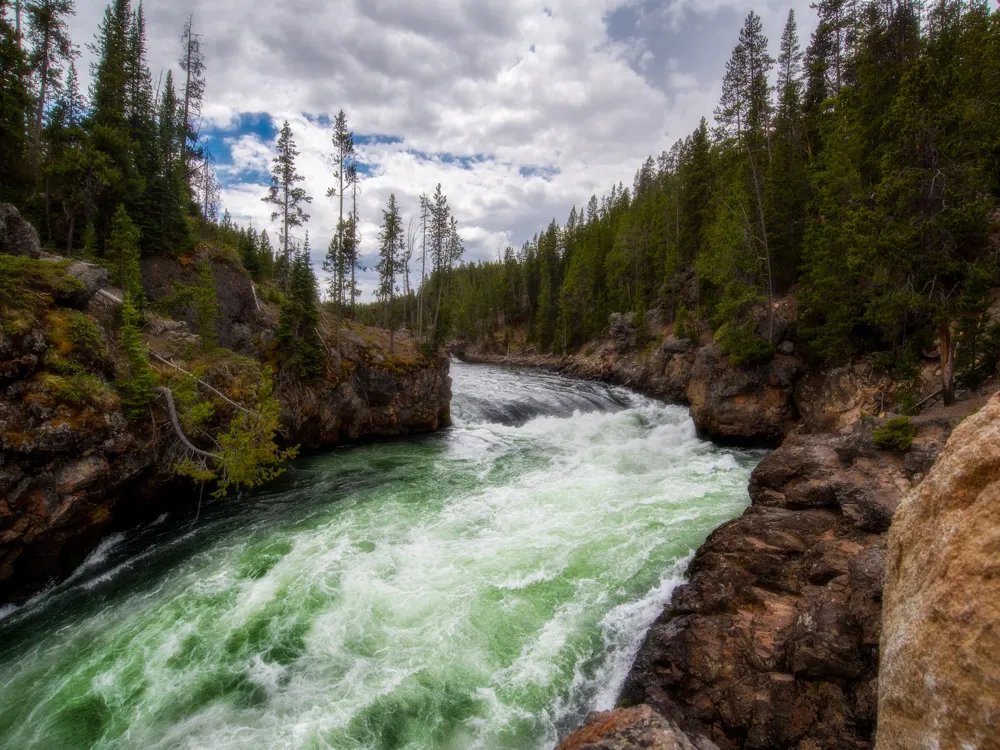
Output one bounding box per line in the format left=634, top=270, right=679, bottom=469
left=0, top=361, right=761, bottom=749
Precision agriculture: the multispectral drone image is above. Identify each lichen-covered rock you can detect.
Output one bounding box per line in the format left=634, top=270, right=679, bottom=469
left=558, top=705, right=716, bottom=750
left=877, top=392, right=1000, bottom=750
left=660, top=336, right=694, bottom=355
left=687, top=343, right=804, bottom=443
left=62, top=260, right=110, bottom=307
left=0, top=203, right=41, bottom=259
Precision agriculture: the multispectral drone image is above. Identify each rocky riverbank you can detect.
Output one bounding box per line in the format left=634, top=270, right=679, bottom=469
left=560, top=392, right=997, bottom=750
left=452, top=328, right=892, bottom=446
left=455, top=316, right=997, bottom=749
left=0, top=205, right=451, bottom=605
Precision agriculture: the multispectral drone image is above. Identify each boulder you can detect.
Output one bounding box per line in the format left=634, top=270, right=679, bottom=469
left=877, top=391, right=1000, bottom=750
left=141, top=251, right=267, bottom=354
left=66, top=261, right=109, bottom=300
left=687, top=343, right=804, bottom=443
left=0, top=203, right=41, bottom=258
left=558, top=705, right=717, bottom=750
left=660, top=336, right=694, bottom=355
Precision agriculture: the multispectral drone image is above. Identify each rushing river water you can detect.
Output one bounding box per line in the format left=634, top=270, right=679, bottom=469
left=0, top=362, right=761, bottom=749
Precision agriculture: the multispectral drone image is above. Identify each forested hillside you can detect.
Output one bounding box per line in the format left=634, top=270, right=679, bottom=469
left=0, top=0, right=457, bottom=499
left=445, top=1, right=1000, bottom=404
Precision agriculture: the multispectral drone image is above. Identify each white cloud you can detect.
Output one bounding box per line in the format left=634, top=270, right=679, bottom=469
left=67, top=0, right=816, bottom=298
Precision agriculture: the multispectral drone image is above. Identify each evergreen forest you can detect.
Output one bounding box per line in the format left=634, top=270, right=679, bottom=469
left=441, top=1, right=1000, bottom=403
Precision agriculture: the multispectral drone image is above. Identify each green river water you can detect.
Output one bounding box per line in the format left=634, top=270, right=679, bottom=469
left=0, top=361, right=760, bottom=749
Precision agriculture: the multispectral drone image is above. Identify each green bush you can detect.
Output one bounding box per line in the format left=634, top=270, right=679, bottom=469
left=674, top=304, right=697, bottom=341
left=67, top=311, right=107, bottom=367
left=872, top=416, right=917, bottom=451
left=715, top=322, right=775, bottom=366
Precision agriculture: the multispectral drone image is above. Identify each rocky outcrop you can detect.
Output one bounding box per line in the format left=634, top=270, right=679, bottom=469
left=278, top=339, right=451, bottom=449
left=2, top=234, right=452, bottom=605
left=141, top=251, right=267, bottom=355
left=0, top=203, right=41, bottom=259
left=0, top=304, right=157, bottom=601
left=612, top=422, right=918, bottom=749
left=877, top=392, right=1000, bottom=750
left=558, top=705, right=717, bottom=750
left=687, top=343, right=805, bottom=444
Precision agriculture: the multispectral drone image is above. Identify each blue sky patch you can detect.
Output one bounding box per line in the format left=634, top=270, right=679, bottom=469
left=355, top=134, right=405, bottom=146
left=519, top=165, right=560, bottom=180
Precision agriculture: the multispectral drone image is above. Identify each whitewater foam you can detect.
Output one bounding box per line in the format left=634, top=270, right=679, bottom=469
left=0, top=362, right=760, bottom=749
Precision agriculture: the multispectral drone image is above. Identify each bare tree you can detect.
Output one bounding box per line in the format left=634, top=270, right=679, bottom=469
left=179, top=14, right=205, bottom=178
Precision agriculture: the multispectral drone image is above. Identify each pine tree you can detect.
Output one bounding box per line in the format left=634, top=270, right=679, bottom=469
left=107, top=203, right=143, bottom=306
left=712, top=11, right=777, bottom=343
left=150, top=69, right=191, bottom=255
left=430, top=183, right=450, bottom=341
left=417, top=192, right=430, bottom=341
left=25, top=0, right=76, bottom=177
left=679, top=119, right=712, bottom=263
left=41, top=60, right=90, bottom=249
left=0, top=0, right=31, bottom=202
left=117, top=290, right=156, bottom=419
left=766, top=9, right=809, bottom=284
left=258, top=229, right=274, bottom=277
left=193, top=258, right=217, bottom=349
left=124, top=2, right=158, bottom=252
left=327, top=110, right=353, bottom=308
left=376, top=193, right=404, bottom=353
left=87, top=0, right=135, bottom=241
left=263, top=120, right=311, bottom=287
left=346, top=161, right=361, bottom=311
left=277, top=238, right=324, bottom=379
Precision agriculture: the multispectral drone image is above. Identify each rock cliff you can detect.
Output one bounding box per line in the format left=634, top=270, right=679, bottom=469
left=559, top=399, right=988, bottom=750
left=877, top=391, right=1000, bottom=750
left=0, top=205, right=451, bottom=604
left=466, top=313, right=996, bottom=749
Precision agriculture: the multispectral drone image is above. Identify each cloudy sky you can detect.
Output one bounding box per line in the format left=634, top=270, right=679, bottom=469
left=69, top=0, right=815, bottom=299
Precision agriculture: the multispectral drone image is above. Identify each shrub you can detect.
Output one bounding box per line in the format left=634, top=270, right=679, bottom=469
left=35, top=372, right=119, bottom=410
left=715, top=322, right=775, bottom=366
left=873, top=416, right=917, bottom=451
left=46, top=310, right=107, bottom=370
left=674, top=304, right=697, bottom=341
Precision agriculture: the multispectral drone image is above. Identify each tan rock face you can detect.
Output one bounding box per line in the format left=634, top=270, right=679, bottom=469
left=794, top=365, right=892, bottom=434
left=877, top=392, right=1000, bottom=750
